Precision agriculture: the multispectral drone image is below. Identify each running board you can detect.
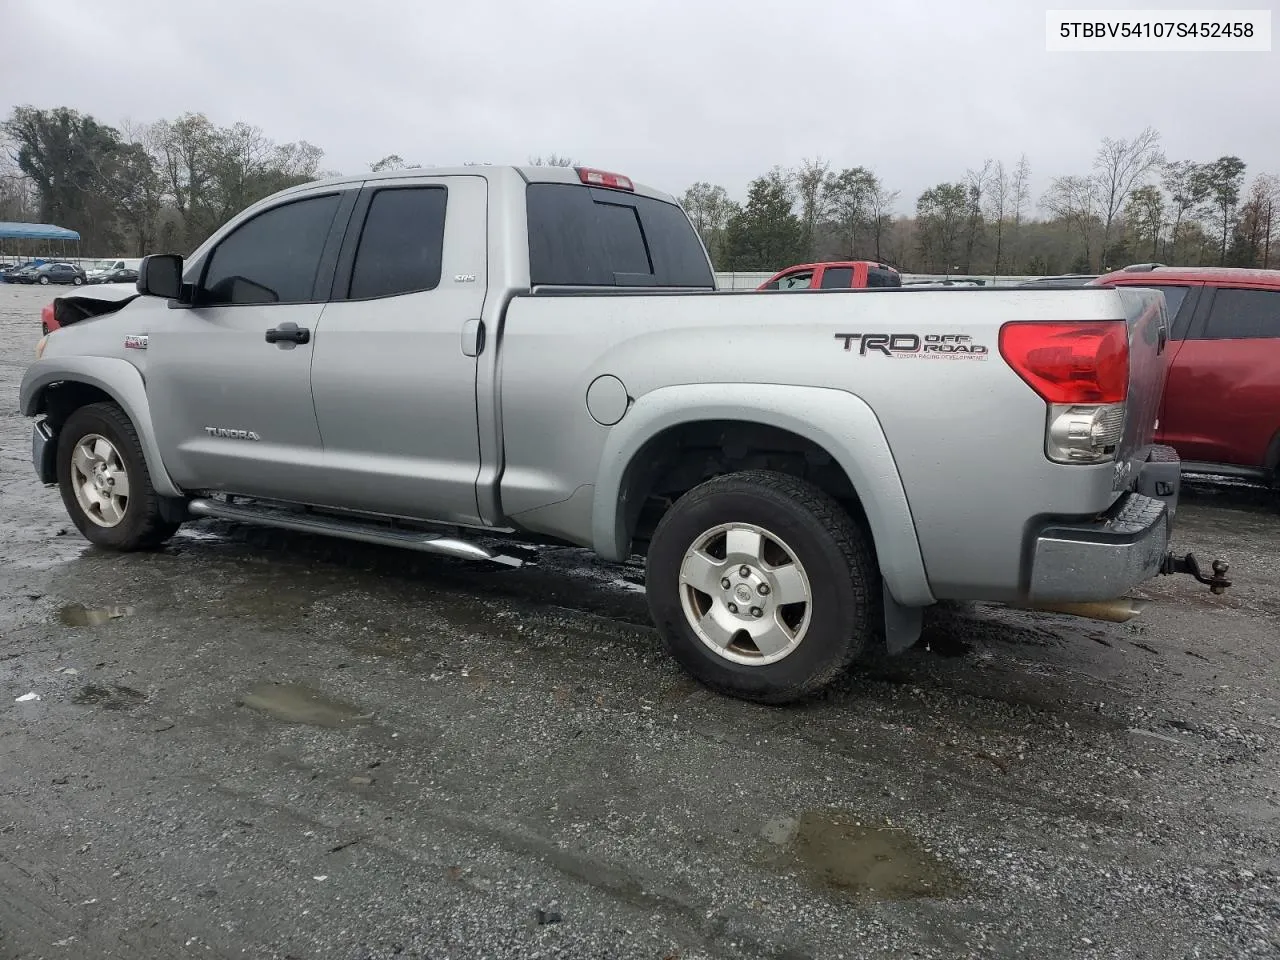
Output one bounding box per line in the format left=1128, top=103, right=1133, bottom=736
left=186, top=497, right=524, bottom=567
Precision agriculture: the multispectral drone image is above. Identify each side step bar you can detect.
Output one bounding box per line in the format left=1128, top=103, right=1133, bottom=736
left=187, top=497, right=524, bottom=567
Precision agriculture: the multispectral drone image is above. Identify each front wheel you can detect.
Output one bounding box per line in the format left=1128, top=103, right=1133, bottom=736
left=56, top=402, right=181, bottom=550
left=38, top=275, right=50, bottom=285
left=645, top=470, right=880, bottom=704
left=72, top=276, right=84, bottom=285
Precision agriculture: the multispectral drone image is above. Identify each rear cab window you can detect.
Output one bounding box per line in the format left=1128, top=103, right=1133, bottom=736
left=526, top=183, right=714, bottom=288
left=866, top=266, right=901, bottom=288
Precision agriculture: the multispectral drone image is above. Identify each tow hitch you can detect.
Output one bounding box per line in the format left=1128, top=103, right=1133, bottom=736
left=1161, top=552, right=1232, bottom=595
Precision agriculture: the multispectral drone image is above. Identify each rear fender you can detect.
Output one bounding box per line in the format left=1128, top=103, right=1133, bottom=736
left=590, top=383, right=935, bottom=608
left=20, top=356, right=182, bottom=498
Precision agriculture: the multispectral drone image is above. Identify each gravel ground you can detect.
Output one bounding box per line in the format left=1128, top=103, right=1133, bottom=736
left=1, top=283, right=1278, bottom=960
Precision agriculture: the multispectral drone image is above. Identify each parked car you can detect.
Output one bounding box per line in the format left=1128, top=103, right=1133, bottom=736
left=1, top=260, right=44, bottom=282
left=89, top=266, right=140, bottom=285
left=21, top=165, right=1229, bottom=704
left=758, top=261, right=902, bottom=290
left=1090, top=264, right=1280, bottom=487
left=11, top=262, right=87, bottom=285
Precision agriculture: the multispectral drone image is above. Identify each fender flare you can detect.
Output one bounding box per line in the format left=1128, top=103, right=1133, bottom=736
left=590, top=383, right=935, bottom=607
left=20, top=356, right=183, bottom=498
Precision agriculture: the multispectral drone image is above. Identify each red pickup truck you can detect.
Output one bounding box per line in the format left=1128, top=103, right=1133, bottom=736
left=1091, top=265, right=1280, bottom=488
left=758, top=260, right=902, bottom=290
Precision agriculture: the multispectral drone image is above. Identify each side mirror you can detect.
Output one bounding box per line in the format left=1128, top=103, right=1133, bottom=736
left=136, top=254, right=184, bottom=300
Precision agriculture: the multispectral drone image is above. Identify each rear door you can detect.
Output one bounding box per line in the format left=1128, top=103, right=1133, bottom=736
left=308, top=175, right=489, bottom=525
left=1162, top=285, right=1280, bottom=469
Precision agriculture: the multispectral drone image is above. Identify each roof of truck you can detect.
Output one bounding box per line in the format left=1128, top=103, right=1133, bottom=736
left=281, top=164, right=679, bottom=206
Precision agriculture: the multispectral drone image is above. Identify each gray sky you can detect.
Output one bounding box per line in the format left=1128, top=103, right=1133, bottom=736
left=2, top=0, right=1274, bottom=212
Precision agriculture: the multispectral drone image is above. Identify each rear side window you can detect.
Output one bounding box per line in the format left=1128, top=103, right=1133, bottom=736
left=820, top=267, right=853, bottom=289
left=200, top=194, right=342, bottom=305
left=866, top=267, right=901, bottom=288
left=1199, top=288, right=1280, bottom=340
left=349, top=186, right=448, bottom=299
left=526, top=183, right=713, bottom=288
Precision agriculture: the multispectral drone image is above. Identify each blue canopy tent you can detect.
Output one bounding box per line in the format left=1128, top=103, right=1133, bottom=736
left=0, top=221, right=82, bottom=270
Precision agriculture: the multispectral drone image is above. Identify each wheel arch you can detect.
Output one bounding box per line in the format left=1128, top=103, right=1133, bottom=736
left=21, top=357, right=183, bottom=498
left=591, top=383, right=934, bottom=607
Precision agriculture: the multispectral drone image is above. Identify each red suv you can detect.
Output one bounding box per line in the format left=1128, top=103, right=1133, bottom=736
left=758, top=260, right=902, bottom=290
left=1091, top=265, right=1280, bottom=487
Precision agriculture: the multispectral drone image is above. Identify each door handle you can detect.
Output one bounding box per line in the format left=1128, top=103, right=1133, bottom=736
left=461, top=318, right=485, bottom=357
left=265, top=323, right=311, bottom=346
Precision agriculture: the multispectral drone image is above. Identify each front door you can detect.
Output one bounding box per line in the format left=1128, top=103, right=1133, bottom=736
left=147, top=189, right=354, bottom=502
left=308, top=175, right=489, bottom=526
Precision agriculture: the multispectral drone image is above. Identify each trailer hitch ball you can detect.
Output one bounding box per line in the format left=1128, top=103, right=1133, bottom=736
left=1160, top=551, right=1232, bottom=595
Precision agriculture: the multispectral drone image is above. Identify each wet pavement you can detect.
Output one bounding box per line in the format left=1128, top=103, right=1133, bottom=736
left=2, top=283, right=1278, bottom=959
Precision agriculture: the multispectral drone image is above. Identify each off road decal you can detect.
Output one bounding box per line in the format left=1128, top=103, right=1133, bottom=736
left=834, top=332, right=989, bottom=360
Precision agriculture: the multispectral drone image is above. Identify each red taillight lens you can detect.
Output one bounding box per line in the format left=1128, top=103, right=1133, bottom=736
left=999, top=321, right=1129, bottom=404
left=576, top=167, right=635, bottom=191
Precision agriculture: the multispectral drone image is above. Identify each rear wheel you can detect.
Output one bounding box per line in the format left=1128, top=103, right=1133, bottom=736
left=56, top=402, right=181, bottom=550
left=645, top=470, right=879, bottom=704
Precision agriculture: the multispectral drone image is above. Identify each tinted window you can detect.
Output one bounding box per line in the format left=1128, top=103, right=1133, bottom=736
left=527, top=183, right=713, bottom=288
left=1199, top=288, right=1280, bottom=340
left=1143, top=285, right=1189, bottom=328
left=349, top=187, right=447, bottom=299
left=867, top=267, right=901, bottom=288
left=820, top=267, right=853, bottom=289
left=200, top=193, right=342, bottom=305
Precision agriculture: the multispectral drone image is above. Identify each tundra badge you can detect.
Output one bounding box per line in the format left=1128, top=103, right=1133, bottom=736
left=204, top=427, right=261, bottom=441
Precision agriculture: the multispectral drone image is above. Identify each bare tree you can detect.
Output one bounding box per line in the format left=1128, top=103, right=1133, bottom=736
left=962, top=159, right=994, bottom=272
left=984, top=161, right=1010, bottom=274
left=1092, top=127, right=1163, bottom=265
left=681, top=181, right=734, bottom=264
left=1008, top=154, right=1032, bottom=269
left=528, top=154, right=577, bottom=167
left=793, top=157, right=832, bottom=259
left=865, top=178, right=900, bottom=262
left=1162, top=160, right=1211, bottom=261
left=1041, top=175, right=1100, bottom=269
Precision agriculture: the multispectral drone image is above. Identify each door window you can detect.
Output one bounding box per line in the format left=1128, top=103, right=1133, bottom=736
left=776, top=269, right=814, bottom=290
left=820, top=267, right=854, bottom=289
left=1196, top=288, right=1280, bottom=340
left=347, top=186, right=449, bottom=300
left=199, top=193, right=343, bottom=305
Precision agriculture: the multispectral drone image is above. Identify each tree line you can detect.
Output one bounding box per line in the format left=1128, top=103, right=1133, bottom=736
left=2, top=107, right=1275, bottom=275
left=687, top=129, right=1277, bottom=275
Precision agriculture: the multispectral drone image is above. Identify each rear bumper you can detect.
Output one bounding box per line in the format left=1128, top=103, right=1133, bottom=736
left=1027, top=445, right=1180, bottom=603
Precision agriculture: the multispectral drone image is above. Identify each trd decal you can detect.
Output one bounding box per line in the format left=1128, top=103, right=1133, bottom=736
left=834, top=332, right=989, bottom=360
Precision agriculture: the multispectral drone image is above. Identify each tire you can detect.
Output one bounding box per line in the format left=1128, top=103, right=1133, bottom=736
left=39, top=275, right=50, bottom=285
left=645, top=469, right=880, bottom=704
left=56, top=402, right=181, bottom=550
left=72, top=276, right=84, bottom=285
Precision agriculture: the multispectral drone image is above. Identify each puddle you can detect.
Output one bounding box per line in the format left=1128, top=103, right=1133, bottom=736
left=73, top=683, right=147, bottom=710
left=762, top=811, right=964, bottom=902
left=60, top=603, right=134, bottom=626
left=239, top=682, right=372, bottom=729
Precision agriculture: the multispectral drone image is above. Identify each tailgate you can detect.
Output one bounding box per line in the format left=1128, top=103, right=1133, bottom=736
left=1112, top=287, right=1171, bottom=491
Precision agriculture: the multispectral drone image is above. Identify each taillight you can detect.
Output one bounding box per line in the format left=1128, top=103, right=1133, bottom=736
left=576, top=167, right=635, bottom=191
left=999, top=321, right=1131, bottom=465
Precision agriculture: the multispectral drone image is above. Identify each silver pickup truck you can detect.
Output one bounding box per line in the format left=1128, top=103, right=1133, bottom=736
left=21, top=164, right=1230, bottom=703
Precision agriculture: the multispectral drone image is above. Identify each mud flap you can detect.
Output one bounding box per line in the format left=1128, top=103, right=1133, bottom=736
left=883, top=582, right=924, bottom=655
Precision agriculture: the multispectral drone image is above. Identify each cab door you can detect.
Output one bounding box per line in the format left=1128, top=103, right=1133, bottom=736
left=146, top=187, right=357, bottom=502
left=307, top=175, right=490, bottom=525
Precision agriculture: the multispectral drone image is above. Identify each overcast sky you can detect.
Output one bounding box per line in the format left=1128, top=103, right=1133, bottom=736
left=1, top=0, right=1274, bottom=211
